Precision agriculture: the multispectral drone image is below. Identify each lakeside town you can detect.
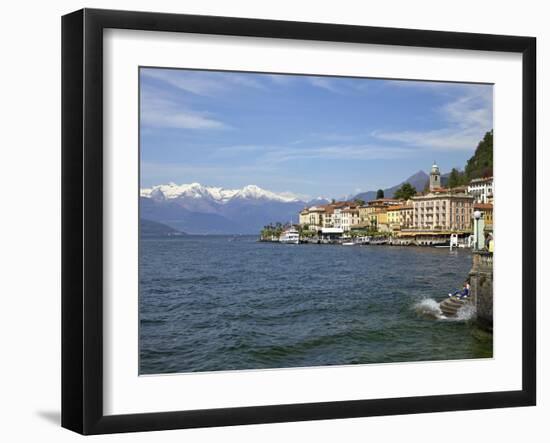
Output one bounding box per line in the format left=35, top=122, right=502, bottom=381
left=260, top=161, right=494, bottom=249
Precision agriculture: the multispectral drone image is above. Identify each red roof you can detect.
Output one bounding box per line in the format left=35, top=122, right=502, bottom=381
left=474, top=203, right=493, bottom=210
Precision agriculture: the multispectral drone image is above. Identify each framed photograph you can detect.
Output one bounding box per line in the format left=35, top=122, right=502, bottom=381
left=62, top=8, right=536, bottom=435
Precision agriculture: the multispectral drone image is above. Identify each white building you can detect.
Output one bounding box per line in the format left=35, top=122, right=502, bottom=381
left=332, top=208, right=343, bottom=230
left=341, top=208, right=360, bottom=232
left=468, top=177, right=493, bottom=203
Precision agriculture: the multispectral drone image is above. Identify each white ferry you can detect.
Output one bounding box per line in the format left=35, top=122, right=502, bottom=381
left=279, top=226, right=300, bottom=244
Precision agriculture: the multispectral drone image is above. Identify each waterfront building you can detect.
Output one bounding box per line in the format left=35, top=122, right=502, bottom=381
left=299, top=205, right=326, bottom=231
left=358, top=205, right=370, bottom=228
left=449, top=185, right=468, bottom=193
left=387, top=201, right=413, bottom=232
left=399, top=203, right=414, bottom=229
left=332, top=207, right=343, bottom=230
left=387, top=205, right=401, bottom=232
left=363, top=198, right=401, bottom=232
left=299, top=209, right=309, bottom=226
left=321, top=206, right=334, bottom=228
left=468, top=176, right=494, bottom=203
left=341, top=208, right=360, bottom=232
left=299, top=201, right=359, bottom=233
left=411, top=190, right=474, bottom=231
left=474, top=202, right=494, bottom=232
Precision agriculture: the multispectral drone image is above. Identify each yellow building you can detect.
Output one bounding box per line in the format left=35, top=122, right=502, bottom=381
left=374, top=210, right=389, bottom=232
left=386, top=201, right=413, bottom=232
left=474, top=203, right=493, bottom=232
left=299, top=205, right=327, bottom=231
left=364, top=198, right=401, bottom=232
left=387, top=205, right=401, bottom=231
left=299, top=209, right=309, bottom=226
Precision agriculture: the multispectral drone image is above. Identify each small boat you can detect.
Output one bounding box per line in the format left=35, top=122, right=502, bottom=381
left=369, top=238, right=388, bottom=245
left=342, top=241, right=355, bottom=246
left=279, top=227, right=300, bottom=244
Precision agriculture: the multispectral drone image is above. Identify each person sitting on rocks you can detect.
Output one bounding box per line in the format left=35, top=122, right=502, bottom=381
left=448, top=281, right=470, bottom=299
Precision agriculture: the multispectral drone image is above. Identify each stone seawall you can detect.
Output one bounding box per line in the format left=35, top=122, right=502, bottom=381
left=469, top=251, right=493, bottom=331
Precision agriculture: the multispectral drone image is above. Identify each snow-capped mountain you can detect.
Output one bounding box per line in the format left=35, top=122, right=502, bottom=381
left=140, top=182, right=306, bottom=234
left=139, top=170, right=433, bottom=235
left=141, top=183, right=301, bottom=204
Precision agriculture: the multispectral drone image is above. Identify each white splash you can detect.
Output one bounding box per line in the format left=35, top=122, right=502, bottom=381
left=455, top=303, right=477, bottom=321
left=414, top=297, right=477, bottom=322
left=414, top=298, right=445, bottom=320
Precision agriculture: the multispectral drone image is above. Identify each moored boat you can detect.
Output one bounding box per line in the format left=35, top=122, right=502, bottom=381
left=279, top=227, right=300, bottom=244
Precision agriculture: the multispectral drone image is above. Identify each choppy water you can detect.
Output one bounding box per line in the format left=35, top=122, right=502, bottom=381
left=139, top=236, right=492, bottom=374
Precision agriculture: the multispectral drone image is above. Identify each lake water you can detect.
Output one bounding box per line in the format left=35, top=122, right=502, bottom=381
left=139, top=235, right=492, bottom=374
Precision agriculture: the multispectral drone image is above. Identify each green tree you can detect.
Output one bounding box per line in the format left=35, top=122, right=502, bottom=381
left=465, top=130, right=493, bottom=179
left=354, top=198, right=365, bottom=206
left=376, top=189, right=384, bottom=199
left=447, top=168, right=467, bottom=188
left=393, top=182, right=417, bottom=200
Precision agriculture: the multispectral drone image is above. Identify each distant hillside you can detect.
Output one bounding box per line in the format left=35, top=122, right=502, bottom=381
left=139, top=218, right=184, bottom=237
left=442, top=130, right=494, bottom=188
left=355, top=170, right=429, bottom=201
left=465, top=130, right=493, bottom=179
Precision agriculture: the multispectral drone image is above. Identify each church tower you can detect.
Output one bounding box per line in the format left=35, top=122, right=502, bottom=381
left=429, top=161, right=440, bottom=191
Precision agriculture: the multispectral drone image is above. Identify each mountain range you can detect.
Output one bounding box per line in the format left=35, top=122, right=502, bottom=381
left=140, top=183, right=323, bottom=235
left=140, top=171, right=446, bottom=235
left=354, top=170, right=430, bottom=202
left=140, top=218, right=185, bottom=237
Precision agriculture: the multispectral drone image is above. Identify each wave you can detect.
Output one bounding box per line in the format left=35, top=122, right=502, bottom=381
left=455, top=303, right=477, bottom=321
left=414, top=298, right=445, bottom=319
left=414, top=298, right=477, bottom=321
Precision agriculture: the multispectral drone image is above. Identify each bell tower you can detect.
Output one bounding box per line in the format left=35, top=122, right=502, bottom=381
left=429, top=161, right=440, bottom=191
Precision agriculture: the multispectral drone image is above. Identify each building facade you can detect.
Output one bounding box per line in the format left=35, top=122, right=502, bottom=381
left=299, top=206, right=326, bottom=231
left=474, top=202, right=494, bottom=232
left=468, top=176, right=493, bottom=204
left=399, top=204, right=414, bottom=229
left=387, top=205, right=401, bottom=231
left=387, top=202, right=413, bottom=232
left=299, top=202, right=359, bottom=232
left=411, top=191, right=474, bottom=231
left=341, top=208, right=360, bottom=232
left=364, top=198, right=401, bottom=230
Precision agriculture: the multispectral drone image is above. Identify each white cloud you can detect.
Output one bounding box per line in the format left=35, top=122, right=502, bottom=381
left=266, top=74, right=294, bottom=85
left=309, top=132, right=360, bottom=142
left=272, top=145, right=412, bottom=162
left=207, top=142, right=413, bottom=164
left=141, top=91, right=228, bottom=130
left=308, top=77, right=341, bottom=93
left=372, top=85, right=493, bottom=151
left=141, top=68, right=264, bottom=96
left=244, top=144, right=413, bottom=164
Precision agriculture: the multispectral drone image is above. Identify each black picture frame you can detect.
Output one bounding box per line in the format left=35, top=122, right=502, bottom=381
left=62, top=8, right=536, bottom=435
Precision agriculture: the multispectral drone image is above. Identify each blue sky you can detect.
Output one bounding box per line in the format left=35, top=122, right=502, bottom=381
left=140, top=68, right=493, bottom=200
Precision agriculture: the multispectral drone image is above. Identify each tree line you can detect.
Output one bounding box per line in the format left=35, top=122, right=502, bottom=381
left=447, top=130, right=493, bottom=188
